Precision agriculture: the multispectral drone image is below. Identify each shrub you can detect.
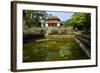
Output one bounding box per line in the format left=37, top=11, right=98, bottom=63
left=24, top=28, right=46, bottom=35
left=50, top=29, right=58, bottom=35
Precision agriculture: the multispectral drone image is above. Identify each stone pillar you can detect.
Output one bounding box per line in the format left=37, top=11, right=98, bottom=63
left=41, top=24, right=44, bottom=27
left=57, top=23, right=60, bottom=27
left=45, top=23, right=48, bottom=27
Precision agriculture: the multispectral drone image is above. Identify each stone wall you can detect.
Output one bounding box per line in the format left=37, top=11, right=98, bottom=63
left=75, top=34, right=91, bottom=58
left=45, top=35, right=75, bottom=39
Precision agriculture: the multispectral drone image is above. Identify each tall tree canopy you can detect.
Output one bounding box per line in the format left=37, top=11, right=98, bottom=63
left=23, top=10, right=48, bottom=28
left=62, top=12, right=91, bottom=32
left=62, top=19, right=73, bottom=27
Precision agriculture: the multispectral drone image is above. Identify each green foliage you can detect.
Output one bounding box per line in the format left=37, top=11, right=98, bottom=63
left=62, top=19, right=73, bottom=27
left=49, top=28, right=74, bottom=35
left=32, top=45, right=48, bottom=60
left=23, top=38, right=89, bottom=62
left=23, top=28, right=45, bottom=35
left=23, top=10, right=48, bottom=28
left=62, top=12, right=91, bottom=32
left=23, top=42, right=48, bottom=62
left=59, top=45, right=72, bottom=57
left=50, top=29, right=58, bottom=34
left=71, top=13, right=91, bottom=31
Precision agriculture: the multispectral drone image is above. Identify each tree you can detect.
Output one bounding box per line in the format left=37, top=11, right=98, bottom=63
left=82, top=13, right=91, bottom=33
left=23, top=10, right=48, bottom=28
left=62, top=12, right=91, bottom=32
left=62, top=19, right=73, bottom=27
left=71, top=13, right=85, bottom=30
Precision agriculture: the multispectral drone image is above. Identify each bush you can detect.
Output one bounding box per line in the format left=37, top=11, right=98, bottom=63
left=24, top=28, right=46, bottom=35
left=58, top=29, right=67, bottom=35
left=50, top=29, right=58, bottom=35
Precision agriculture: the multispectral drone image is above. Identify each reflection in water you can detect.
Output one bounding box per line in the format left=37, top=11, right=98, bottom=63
left=23, top=38, right=89, bottom=62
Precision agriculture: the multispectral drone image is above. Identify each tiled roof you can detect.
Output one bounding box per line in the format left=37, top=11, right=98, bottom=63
left=47, top=20, right=60, bottom=24
left=47, top=16, right=60, bottom=21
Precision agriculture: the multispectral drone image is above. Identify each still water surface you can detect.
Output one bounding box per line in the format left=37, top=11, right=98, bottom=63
left=23, top=38, right=89, bottom=62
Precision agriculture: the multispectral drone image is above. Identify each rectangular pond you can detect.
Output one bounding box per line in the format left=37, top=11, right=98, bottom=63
left=23, top=38, right=89, bottom=62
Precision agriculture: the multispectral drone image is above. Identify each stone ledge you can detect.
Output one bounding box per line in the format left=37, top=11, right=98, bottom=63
left=45, top=35, right=75, bottom=39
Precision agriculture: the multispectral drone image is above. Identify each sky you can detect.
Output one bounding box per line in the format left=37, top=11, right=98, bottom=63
left=46, top=11, right=74, bottom=21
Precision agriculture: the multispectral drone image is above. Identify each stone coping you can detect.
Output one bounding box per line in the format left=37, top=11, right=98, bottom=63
left=45, top=35, right=75, bottom=39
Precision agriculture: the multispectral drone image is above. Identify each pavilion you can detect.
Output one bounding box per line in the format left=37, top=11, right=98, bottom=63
left=41, top=16, right=61, bottom=27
